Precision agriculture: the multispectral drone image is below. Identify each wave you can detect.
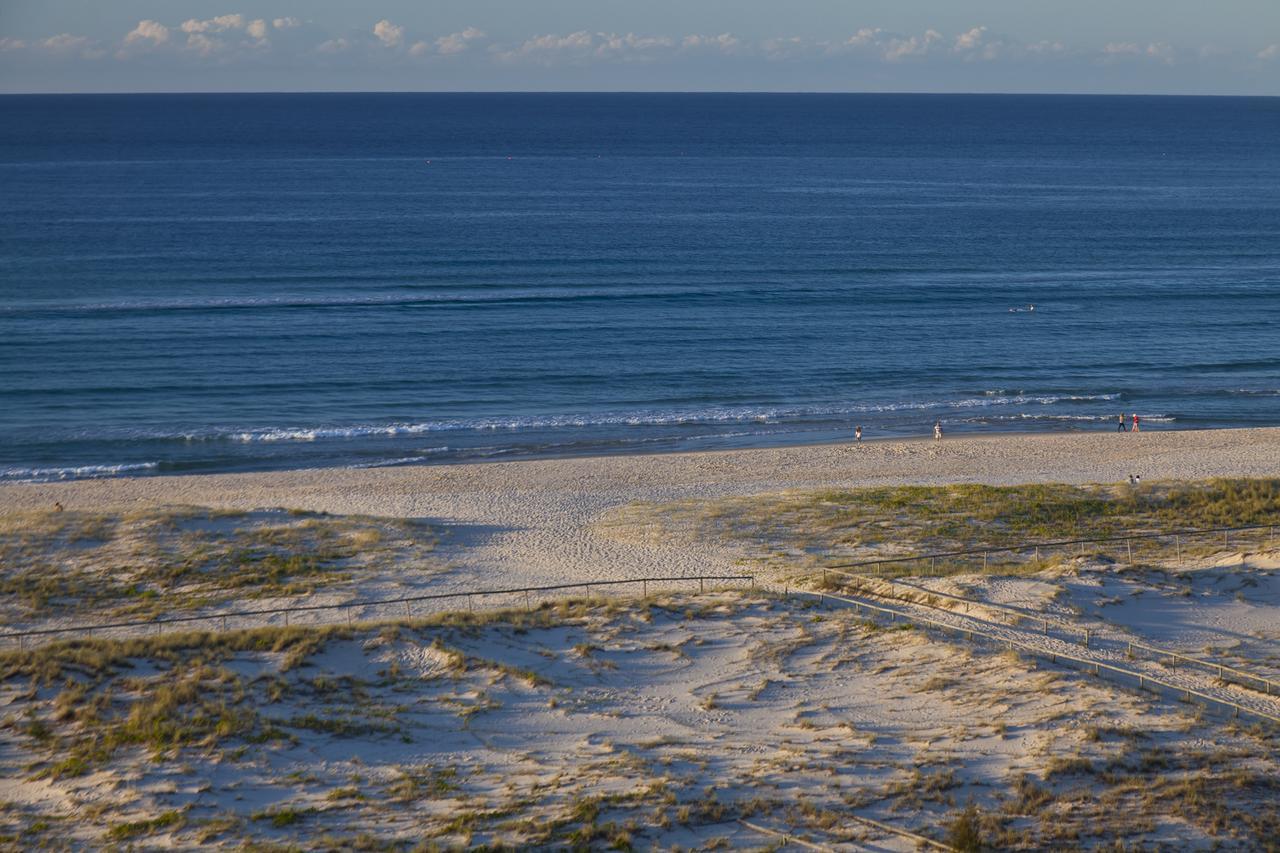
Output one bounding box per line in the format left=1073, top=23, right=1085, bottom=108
left=967, top=412, right=1174, bottom=423
left=346, top=448, right=453, bottom=468
left=0, top=461, right=160, bottom=482
left=1, top=285, right=732, bottom=316
left=37, top=393, right=1127, bottom=445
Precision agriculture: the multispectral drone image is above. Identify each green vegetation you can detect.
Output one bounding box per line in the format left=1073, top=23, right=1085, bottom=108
left=0, top=506, right=440, bottom=619
left=605, top=478, right=1280, bottom=573
left=106, top=810, right=185, bottom=841
left=0, top=593, right=720, bottom=780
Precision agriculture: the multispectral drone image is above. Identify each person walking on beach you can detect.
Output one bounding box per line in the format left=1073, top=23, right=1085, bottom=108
left=934, top=420, right=943, bottom=440
left=855, top=425, right=863, bottom=442
left=1132, top=413, right=1140, bottom=432
left=1117, top=413, right=1127, bottom=432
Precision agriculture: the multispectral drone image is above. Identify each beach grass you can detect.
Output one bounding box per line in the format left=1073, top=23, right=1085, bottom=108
left=0, top=507, right=441, bottom=621
left=2, top=587, right=1277, bottom=849
left=602, top=478, right=1280, bottom=574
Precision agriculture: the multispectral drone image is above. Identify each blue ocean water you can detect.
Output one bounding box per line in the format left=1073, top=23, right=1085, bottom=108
left=2, top=93, right=1279, bottom=482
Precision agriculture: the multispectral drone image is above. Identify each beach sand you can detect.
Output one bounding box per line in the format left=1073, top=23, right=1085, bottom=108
left=5, top=428, right=1280, bottom=848
left=4, top=427, right=1280, bottom=595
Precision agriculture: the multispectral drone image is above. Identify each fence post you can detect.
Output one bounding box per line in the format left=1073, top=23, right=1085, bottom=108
left=284, top=611, right=289, bottom=627
left=930, top=557, right=935, bottom=575
left=405, top=600, right=411, bottom=618
left=222, top=615, right=228, bottom=632
left=347, top=607, right=353, bottom=627
left=1035, top=546, right=1040, bottom=562
left=1176, top=535, right=1181, bottom=566
left=643, top=579, right=647, bottom=597
left=1224, top=531, right=1229, bottom=549
left=1084, top=629, right=1090, bottom=648
left=1127, top=540, right=1133, bottom=566
left=983, top=552, right=988, bottom=571
left=525, top=589, right=531, bottom=612
left=700, top=578, right=705, bottom=593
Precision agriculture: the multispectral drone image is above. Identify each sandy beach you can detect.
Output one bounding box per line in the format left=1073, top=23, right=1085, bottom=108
left=4, top=428, right=1280, bottom=594
left=5, top=428, right=1280, bottom=848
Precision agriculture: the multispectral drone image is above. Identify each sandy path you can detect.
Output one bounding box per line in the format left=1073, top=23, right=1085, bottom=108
left=3, top=428, right=1280, bottom=594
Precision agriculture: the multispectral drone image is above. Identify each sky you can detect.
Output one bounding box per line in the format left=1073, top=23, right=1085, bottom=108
left=1, top=1, right=1279, bottom=94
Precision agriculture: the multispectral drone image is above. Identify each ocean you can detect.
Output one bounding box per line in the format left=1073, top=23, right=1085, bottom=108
left=2, top=93, right=1279, bottom=482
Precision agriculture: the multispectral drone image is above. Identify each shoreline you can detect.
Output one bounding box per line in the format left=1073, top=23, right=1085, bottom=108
left=0, top=421, right=1263, bottom=491
left=4, top=425, right=1280, bottom=512
left=4, top=427, right=1280, bottom=596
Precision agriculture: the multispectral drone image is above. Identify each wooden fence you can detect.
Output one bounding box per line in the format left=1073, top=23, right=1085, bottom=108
left=0, top=574, right=755, bottom=650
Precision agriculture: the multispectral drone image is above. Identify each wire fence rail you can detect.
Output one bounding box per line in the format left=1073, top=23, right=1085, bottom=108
left=827, top=521, right=1279, bottom=576
left=821, top=570, right=1280, bottom=698
left=803, top=588, right=1280, bottom=728
left=0, top=574, right=756, bottom=650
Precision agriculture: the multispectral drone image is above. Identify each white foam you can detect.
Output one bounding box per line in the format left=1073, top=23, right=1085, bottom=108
left=171, top=394, right=1130, bottom=443
left=0, top=461, right=160, bottom=482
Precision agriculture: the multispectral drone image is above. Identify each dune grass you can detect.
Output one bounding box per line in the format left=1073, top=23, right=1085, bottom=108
left=0, top=592, right=755, bottom=784
left=0, top=506, right=441, bottom=620
left=603, top=478, right=1280, bottom=574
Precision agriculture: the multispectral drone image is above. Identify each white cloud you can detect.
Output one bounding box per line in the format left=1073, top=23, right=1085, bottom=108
left=499, top=30, right=711, bottom=63
left=435, top=27, right=485, bottom=55
left=951, top=26, right=1015, bottom=61
left=181, top=14, right=245, bottom=35
left=680, top=33, right=740, bottom=54
left=124, top=20, right=170, bottom=47
left=246, top=19, right=268, bottom=40
left=41, top=33, right=91, bottom=52
left=1102, top=41, right=1175, bottom=64
left=0, top=37, right=27, bottom=51
left=373, top=19, right=404, bottom=48
left=495, top=31, right=594, bottom=63
left=762, top=36, right=810, bottom=60
left=317, top=37, right=349, bottom=54
left=273, top=18, right=301, bottom=30
left=1026, top=40, right=1067, bottom=55
left=595, top=32, right=674, bottom=59
left=843, top=28, right=948, bottom=62
left=185, top=33, right=221, bottom=57
left=954, top=27, right=986, bottom=52
left=883, top=29, right=943, bottom=61
left=1260, top=44, right=1280, bottom=60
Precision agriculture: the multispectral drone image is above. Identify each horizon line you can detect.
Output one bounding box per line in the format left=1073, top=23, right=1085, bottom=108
left=2, top=89, right=1277, bottom=99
